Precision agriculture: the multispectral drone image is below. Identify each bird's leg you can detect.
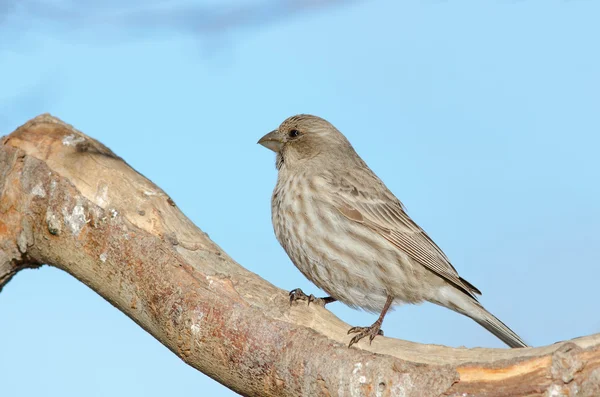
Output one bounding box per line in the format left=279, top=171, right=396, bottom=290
left=289, top=288, right=336, bottom=307
left=347, top=295, right=394, bottom=348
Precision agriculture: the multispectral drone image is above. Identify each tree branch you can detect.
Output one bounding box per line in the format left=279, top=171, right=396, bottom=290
left=1, top=114, right=599, bottom=396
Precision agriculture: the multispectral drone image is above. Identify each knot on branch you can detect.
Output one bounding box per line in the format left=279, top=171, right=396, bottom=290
left=551, top=343, right=585, bottom=384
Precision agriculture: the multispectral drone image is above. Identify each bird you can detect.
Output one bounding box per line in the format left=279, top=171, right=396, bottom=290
left=257, top=114, right=528, bottom=348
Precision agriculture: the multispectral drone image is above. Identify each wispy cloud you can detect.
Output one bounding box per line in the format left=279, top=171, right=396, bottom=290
left=0, top=1, right=357, bottom=124
left=1, top=0, right=357, bottom=39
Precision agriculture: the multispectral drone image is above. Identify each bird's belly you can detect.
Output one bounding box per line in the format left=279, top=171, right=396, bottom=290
left=273, top=197, right=428, bottom=312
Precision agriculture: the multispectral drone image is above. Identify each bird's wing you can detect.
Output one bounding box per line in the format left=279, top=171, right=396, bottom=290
left=331, top=175, right=481, bottom=298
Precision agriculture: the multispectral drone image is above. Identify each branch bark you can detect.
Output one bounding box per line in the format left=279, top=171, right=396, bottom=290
left=1, top=114, right=599, bottom=397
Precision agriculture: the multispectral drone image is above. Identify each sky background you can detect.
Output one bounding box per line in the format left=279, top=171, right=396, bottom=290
left=1, top=1, right=600, bottom=396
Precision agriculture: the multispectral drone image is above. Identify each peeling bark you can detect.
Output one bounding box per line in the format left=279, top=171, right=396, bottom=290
left=1, top=114, right=599, bottom=397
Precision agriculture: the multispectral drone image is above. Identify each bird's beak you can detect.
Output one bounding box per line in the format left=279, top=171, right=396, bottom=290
left=257, top=129, right=283, bottom=152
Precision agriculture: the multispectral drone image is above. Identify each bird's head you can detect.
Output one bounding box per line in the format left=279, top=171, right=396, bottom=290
left=258, top=114, right=352, bottom=169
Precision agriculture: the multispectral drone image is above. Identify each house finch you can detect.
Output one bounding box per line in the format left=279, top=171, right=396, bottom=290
left=258, top=114, right=528, bottom=348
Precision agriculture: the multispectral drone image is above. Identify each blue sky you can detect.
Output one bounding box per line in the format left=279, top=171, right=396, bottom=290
left=1, top=1, right=599, bottom=396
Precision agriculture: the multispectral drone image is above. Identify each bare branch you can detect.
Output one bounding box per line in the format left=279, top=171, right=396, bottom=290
left=1, top=114, right=599, bottom=396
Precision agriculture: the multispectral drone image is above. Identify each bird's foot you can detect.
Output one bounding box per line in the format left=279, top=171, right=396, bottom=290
left=347, top=323, right=384, bottom=348
left=289, top=288, right=336, bottom=307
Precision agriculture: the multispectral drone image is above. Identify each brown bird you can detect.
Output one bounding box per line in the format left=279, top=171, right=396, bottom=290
left=258, top=114, right=528, bottom=348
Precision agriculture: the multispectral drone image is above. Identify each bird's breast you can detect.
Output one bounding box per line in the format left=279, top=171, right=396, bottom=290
left=270, top=173, right=402, bottom=311
left=271, top=174, right=334, bottom=280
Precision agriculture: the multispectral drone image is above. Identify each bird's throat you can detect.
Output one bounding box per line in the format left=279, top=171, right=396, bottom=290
left=276, top=153, right=284, bottom=170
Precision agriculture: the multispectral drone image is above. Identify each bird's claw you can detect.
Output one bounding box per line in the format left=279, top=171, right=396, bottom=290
left=289, top=288, right=310, bottom=306
left=289, top=288, right=335, bottom=307
left=347, top=324, right=384, bottom=348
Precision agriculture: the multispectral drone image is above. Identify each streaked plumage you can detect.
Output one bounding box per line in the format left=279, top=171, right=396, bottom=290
left=258, top=114, right=528, bottom=348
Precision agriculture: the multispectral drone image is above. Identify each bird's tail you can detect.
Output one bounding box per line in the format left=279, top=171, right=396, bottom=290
left=433, top=286, right=529, bottom=348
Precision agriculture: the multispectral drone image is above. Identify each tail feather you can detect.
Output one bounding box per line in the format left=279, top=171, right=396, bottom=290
left=434, top=286, right=528, bottom=348
left=472, top=309, right=528, bottom=348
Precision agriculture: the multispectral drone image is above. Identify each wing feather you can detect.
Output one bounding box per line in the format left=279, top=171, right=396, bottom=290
left=333, top=178, right=481, bottom=298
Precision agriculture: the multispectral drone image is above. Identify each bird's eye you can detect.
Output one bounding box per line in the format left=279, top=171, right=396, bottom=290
left=288, top=129, right=300, bottom=138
